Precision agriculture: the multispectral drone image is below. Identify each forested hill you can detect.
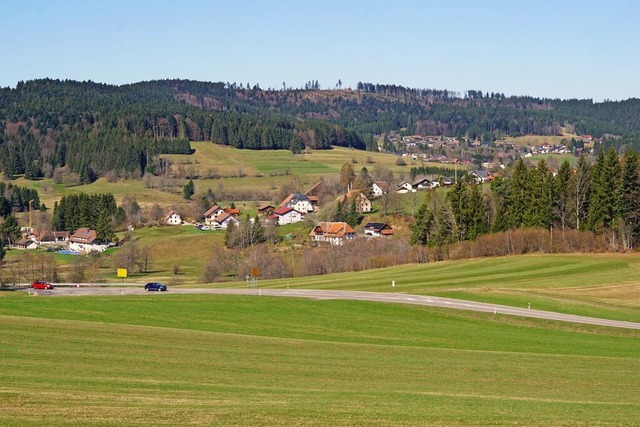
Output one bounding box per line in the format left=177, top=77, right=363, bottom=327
left=2, top=78, right=640, bottom=181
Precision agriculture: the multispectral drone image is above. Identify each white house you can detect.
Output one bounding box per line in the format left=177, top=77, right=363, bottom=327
left=396, top=181, right=414, bottom=193
left=68, top=228, right=108, bottom=253
left=212, top=212, right=239, bottom=230
left=281, top=193, right=314, bottom=213
left=412, top=175, right=435, bottom=190
left=472, top=170, right=492, bottom=184
left=203, top=205, right=225, bottom=226
left=363, top=222, right=394, bottom=237
left=15, top=237, right=38, bottom=250
left=269, top=206, right=304, bottom=225
left=163, top=210, right=182, bottom=225
left=372, top=181, right=390, bottom=198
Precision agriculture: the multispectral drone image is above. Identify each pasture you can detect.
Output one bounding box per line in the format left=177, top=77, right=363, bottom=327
left=215, top=253, right=640, bottom=323
left=0, top=293, right=638, bottom=425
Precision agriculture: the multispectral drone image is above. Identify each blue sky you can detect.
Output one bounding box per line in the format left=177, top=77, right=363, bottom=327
left=1, top=0, right=638, bottom=100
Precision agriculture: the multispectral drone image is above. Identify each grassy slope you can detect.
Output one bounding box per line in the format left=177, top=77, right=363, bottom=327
left=213, top=253, right=640, bottom=323
left=14, top=144, right=450, bottom=207
left=0, top=294, right=638, bottom=425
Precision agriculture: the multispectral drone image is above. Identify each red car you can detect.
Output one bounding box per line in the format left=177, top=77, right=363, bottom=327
left=31, top=281, right=54, bottom=290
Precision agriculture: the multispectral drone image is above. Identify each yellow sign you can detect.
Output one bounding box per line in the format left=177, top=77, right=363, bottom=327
left=251, top=267, right=260, bottom=277
left=117, top=268, right=128, bottom=278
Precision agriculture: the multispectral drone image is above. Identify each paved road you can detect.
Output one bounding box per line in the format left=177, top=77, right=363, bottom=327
left=26, top=286, right=640, bottom=330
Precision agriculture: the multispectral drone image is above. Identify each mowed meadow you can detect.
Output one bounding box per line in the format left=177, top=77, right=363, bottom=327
left=1, top=292, right=638, bottom=426
left=13, top=143, right=446, bottom=208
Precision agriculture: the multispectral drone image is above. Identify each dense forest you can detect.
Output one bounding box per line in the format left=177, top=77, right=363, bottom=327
left=2, top=78, right=640, bottom=182
left=411, top=150, right=640, bottom=251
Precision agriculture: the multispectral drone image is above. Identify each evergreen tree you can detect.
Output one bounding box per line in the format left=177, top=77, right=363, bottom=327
left=0, top=215, right=21, bottom=245
left=410, top=203, right=434, bottom=246
left=346, top=199, right=360, bottom=227
left=334, top=199, right=347, bottom=223
left=506, top=158, right=529, bottom=228
left=466, top=183, right=488, bottom=240
left=572, top=155, right=591, bottom=230
left=183, top=179, right=195, bottom=200
left=0, top=237, right=6, bottom=262
left=619, top=150, right=640, bottom=245
left=95, top=208, right=115, bottom=243
left=553, top=160, right=572, bottom=230
left=588, top=148, right=621, bottom=232
left=524, top=159, right=553, bottom=228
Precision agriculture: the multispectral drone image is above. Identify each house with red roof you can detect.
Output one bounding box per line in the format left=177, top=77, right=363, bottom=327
left=309, top=222, right=356, bottom=245
left=268, top=206, right=304, bottom=225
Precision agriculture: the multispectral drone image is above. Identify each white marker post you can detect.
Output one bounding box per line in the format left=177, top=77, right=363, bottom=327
left=392, top=280, right=395, bottom=293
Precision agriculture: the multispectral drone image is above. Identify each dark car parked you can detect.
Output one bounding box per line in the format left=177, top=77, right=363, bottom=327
left=144, top=282, right=167, bottom=292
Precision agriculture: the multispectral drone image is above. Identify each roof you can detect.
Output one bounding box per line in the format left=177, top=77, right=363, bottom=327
left=363, top=222, right=392, bottom=232
left=163, top=210, right=179, bottom=221
left=373, top=181, right=390, bottom=191
left=336, top=190, right=369, bottom=203
left=203, top=205, right=221, bottom=217
left=412, top=175, right=433, bottom=186
left=304, top=181, right=323, bottom=196
left=70, top=227, right=97, bottom=244
left=272, top=206, right=298, bottom=216
left=281, top=192, right=311, bottom=207
left=214, top=212, right=232, bottom=223
left=16, top=237, right=35, bottom=246
left=257, top=204, right=274, bottom=212
left=310, top=222, right=355, bottom=238
left=474, top=171, right=489, bottom=178
left=224, top=207, right=240, bottom=216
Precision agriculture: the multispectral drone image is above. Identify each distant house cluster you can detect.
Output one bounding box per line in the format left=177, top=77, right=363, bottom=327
left=15, top=227, right=107, bottom=253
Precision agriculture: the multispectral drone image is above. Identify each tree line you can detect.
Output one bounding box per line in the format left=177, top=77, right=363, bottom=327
left=411, top=151, right=640, bottom=251
left=51, top=193, right=118, bottom=242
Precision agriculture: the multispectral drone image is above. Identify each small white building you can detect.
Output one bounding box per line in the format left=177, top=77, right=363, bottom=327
left=163, top=210, right=182, bottom=225
left=281, top=193, right=314, bottom=213
left=372, top=181, right=390, bottom=198
left=269, top=206, right=304, bottom=225
left=203, top=205, right=225, bottom=226
left=212, top=212, right=239, bottom=230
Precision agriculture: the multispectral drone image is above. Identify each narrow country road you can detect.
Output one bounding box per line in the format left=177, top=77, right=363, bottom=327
left=30, top=286, right=640, bottom=330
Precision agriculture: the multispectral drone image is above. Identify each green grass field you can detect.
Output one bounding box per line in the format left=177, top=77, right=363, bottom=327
left=1, top=293, right=638, bottom=425
left=212, top=253, right=640, bottom=323
left=502, top=134, right=579, bottom=147
left=12, top=143, right=451, bottom=208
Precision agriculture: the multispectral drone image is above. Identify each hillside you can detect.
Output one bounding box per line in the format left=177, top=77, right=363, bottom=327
left=2, top=78, right=640, bottom=182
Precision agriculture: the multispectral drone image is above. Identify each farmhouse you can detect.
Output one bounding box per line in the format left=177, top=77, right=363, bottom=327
left=203, top=205, right=225, bottom=225
left=268, top=206, right=304, bottom=225
left=472, top=170, right=493, bottom=184
left=163, top=210, right=182, bottom=225
left=309, top=222, right=356, bottom=245
left=396, top=180, right=414, bottom=194
left=15, top=237, right=38, bottom=250
left=363, top=222, right=394, bottom=237
left=336, top=190, right=372, bottom=213
left=424, top=174, right=453, bottom=187
left=281, top=192, right=314, bottom=213
left=68, top=228, right=108, bottom=253
left=412, top=175, right=435, bottom=190
left=257, top=204, right=275, bottom=216
left=39, top=230, right=69, bottom=245
left=372, top=181, right=390, bottom=198
left=212, top=212, right=239, bottom=230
